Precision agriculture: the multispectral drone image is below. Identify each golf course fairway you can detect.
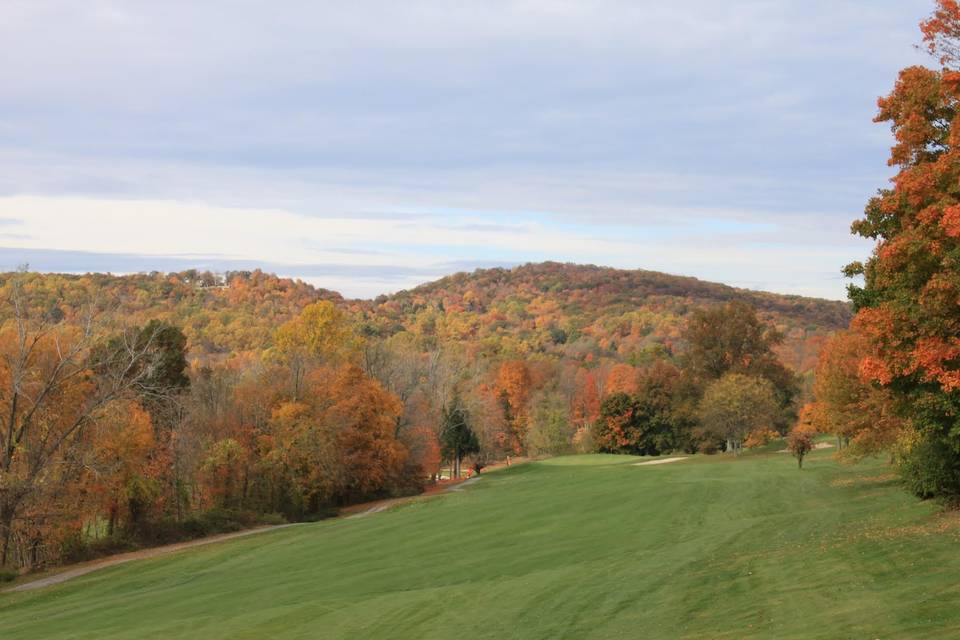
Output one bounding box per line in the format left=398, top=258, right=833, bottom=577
left=2, top=449, right=959, bottom=639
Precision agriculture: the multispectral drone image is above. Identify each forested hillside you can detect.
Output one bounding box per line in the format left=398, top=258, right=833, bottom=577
left=0, top=263, right=848, bottom=572
left=0, top=269, right=342, bottom=360
left=3, top=263, right=850, bottom=372
left=359, top=262, right=850, bottom=374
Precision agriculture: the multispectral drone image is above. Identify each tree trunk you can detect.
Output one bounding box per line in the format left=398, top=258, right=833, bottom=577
left=0, top=501, right=15, bottom=568
left=107, top=502, right=118, bottom=537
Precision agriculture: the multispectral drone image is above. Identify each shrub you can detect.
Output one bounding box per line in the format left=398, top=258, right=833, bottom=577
left=696, top=430, right=726, bottom=455
left=60, top=533, right=137, bottom=564
left=0, top=569, right=18, bottom=583
left=787, top=428, right=815, bottom=469
left=259, top=512, right=287, bottom=526
left=898, top=434, right=960, bottom=501
left=745, top=428, right=780, bottom=448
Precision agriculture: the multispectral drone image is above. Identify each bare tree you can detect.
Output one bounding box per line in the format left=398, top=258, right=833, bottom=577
left=362, top=334, right=426, bottom=436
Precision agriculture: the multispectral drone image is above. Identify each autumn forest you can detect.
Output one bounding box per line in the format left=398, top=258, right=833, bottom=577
left=0, top=263, right=846, bottom=569
left=5, top=2, right=960, bottom=638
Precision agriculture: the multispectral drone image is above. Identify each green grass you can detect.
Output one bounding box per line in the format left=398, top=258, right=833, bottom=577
left=3, top=449, right=959, bottom=639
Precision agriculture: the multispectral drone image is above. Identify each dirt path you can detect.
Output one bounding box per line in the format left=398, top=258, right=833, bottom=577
left=4, top=523, right=304, bottom=594
left=5, top=469, right=494, bottom=594
left=633, top=457, right=688, bottom=466
left=345, top=504, right=391, bottom=519
left=345, top=474, right=484, bottom=517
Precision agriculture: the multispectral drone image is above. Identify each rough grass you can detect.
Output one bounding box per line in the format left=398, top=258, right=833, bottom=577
left=3, top=449, right=959, bottom=639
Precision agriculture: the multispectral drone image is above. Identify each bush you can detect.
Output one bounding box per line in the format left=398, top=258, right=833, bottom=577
left=787, top=428, right=815, bottom=469
left=697, top=432, right=727, bottom=455
left=0, top=569, right=18, bottom=583
left=150, top=508, right=266, bottom=544
left=61, top=533, right=137, bottom=564
left=33, top=508, right=294, bottom=571
left=259, top=512, right=287, bottom=526
left=745, top=428, right=780, bottom=448
left=898, top=435, right=960, bottom=501
left=300, top=507, right=339, bottom=522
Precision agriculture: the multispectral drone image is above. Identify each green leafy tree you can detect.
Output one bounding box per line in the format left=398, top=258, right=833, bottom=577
left=682, top=301, right=799, bottom=430
left=698, top=374, right=779, bottom=455
left=526, top=392, right=575, bottom=456
left=440, top=398, right=479, bottom=478
left=273, top=301, right=359, bottom=398
left=594, top=392, right=670, bottom=456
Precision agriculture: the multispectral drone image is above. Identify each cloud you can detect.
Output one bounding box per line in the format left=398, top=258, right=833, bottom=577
left=0, top=195, right=870, bottom=299
left=0, top=1, right=931, bottom=300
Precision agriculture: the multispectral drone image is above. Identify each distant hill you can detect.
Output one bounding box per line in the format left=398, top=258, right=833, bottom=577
left=358, top=262, right=851, bottom=374
left=0, top=262, right=851, bottom=374
left=0, top=269, right=342, bottom=361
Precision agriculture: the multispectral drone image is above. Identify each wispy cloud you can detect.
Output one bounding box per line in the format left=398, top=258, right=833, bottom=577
left=0, top=195, right=870, bottom=299
left=0, top=1, right=931, bottom=299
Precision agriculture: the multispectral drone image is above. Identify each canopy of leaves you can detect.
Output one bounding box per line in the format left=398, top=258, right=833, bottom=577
left=682, top=300, right=798, bottom=396
left=698, top=374, right=780, bottom=448
left=845, top=0, right=960, bottom=498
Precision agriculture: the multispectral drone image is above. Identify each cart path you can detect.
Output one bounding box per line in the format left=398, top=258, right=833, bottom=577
left=5, top=469, right=495, bottom=594
left=4, top=523, right=304, bottom=593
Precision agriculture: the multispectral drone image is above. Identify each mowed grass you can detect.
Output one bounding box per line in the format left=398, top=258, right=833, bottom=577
left=3, top=449, right=960, bottom=639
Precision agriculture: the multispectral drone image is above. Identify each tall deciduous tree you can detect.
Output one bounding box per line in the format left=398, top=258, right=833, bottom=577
left=326, top=365, right=407, bottom=501
left=809, top=330, right=903, bottom=457
left=682, top=301, right=799, bottom=429
left=88, top=399, right=156, bottom=535
left=273, top=301, right=358, bottom=398
left=844, top=0, right=960, bottom=498
left=0, top=280, right=176, bottom=565
left=593, top=388, right=677, bottom=457
left=496, top=361, right=533, bottom=453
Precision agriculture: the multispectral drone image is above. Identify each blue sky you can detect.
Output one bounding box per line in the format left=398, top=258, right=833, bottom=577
left=0, top=1, right=933, bottom=299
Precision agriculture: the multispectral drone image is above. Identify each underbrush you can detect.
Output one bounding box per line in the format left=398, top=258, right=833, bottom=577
left=60, top=509, right=290, bottom=565
left=27, top=486, right=425, bottom=574
left=743, top=438, right=788, bottom=455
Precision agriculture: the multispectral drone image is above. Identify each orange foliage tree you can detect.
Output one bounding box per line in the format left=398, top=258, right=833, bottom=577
left=0, top=280, right=180, bottom=567
left=496, top=361, right=533, bottom=453
left=88, top=400, right=157, bottom=536
left=843, top=0, right=960, bottom=497
left=809, top=330, right=903, bottom=457
left=605, top=363, right=638, bottom=396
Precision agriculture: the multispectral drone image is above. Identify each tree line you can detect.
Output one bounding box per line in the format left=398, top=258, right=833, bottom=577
left=0, top=268, right=804, bottom=572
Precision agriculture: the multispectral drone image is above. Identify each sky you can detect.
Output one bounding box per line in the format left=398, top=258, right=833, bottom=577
left=0, top=0, right=934, bottom=300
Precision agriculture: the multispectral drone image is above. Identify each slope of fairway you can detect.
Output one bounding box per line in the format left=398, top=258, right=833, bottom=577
left=3, top=450, right=959, bottom=639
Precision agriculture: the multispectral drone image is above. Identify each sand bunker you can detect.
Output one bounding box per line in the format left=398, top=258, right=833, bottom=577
left=633, top=457, right=688, bottom=466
